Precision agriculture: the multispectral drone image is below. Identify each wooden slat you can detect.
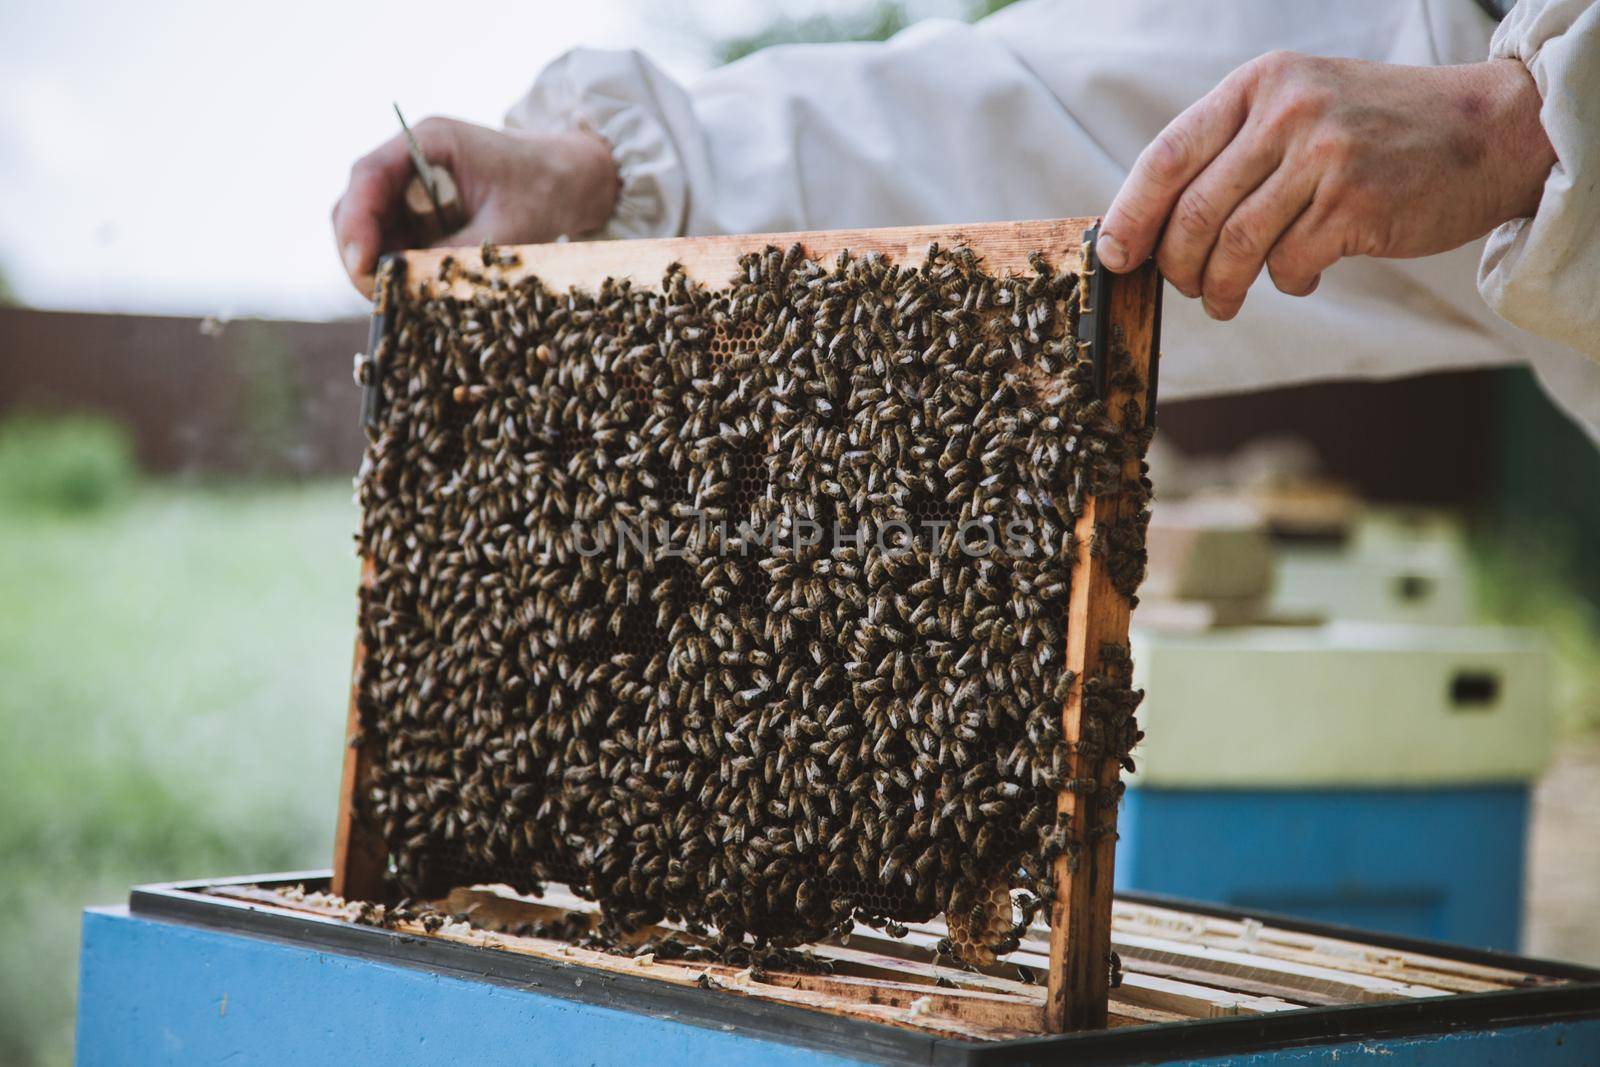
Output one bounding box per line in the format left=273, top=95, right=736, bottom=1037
left=874, top=919, right=1298, bottom=1019
left=752, top=971, right=1044, bottom=1032
left=212, top=882, right=1228, bottom=1033
left=453, top=888, right=1059, bottom=1011
left=1110, top=931, right=1452, bottom=1004
left=842, top=919, right=1319, bottom=1021
left=471, top=887, right=1050, bottom=1007
left=399, top=218, right=1094, bottom=297
left=1109, top=901, right=1528, bottom=990
left=1115, top=972, right=1300, bottom=1018
left=442, top=887, right=602, bottom=934
left=203, top=885, right=1025, bottom=1040
left=463, top=887, right=1253, bottom=1030
left=808, top=941, right=1004, bottom=990
left=1107, top=1002, right=1190, bottom=1027
left=439, top=886, right=1379, bottom=1014
left=1120, top=954, right=1340, bottom=1008
left=452, top=936, right=1024, bottom=1040
left=1045, top=234, right=1162, bottom=1032
left=889, top=921, right=1310, bottom=1017
left=912, top=913, right=1444, bottom=1006
left=901, top=916, right=1331, bottom=1007
left=1112, top=918, right=1499, bottom=995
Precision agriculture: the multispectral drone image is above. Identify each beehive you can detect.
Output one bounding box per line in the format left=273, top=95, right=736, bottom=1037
left=335, top=219, right=1162, bottom=1030
left=157, top=873, right=1589, bottom=1050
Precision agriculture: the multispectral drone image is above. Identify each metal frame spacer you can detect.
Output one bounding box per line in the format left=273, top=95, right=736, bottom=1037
left=360, top=255, right=406, bottom=436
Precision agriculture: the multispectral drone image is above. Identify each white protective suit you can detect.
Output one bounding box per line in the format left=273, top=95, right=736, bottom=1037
left=507, top=0, right=1600, bottom=442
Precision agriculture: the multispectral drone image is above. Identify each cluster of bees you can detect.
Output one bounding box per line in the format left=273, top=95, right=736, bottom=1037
left=354, top=239, right=1151, bottom=962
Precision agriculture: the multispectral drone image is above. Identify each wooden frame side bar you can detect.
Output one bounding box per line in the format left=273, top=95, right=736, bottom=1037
left=1044, top=233, right=1162, bottom=1032
left=332, top=557, right=388, bottom=901
left=339, top=256, right=406, bottom=902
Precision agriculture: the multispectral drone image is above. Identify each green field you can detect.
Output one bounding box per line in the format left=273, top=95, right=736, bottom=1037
left=0, top=480, right=358, bottom=1066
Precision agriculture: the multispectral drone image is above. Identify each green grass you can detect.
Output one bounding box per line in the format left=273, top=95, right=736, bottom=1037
left=0, top=480, right=358, bottom=1066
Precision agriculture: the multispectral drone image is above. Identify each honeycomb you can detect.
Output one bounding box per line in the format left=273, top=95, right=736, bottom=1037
left=354, top=241, right=1149, bottom=959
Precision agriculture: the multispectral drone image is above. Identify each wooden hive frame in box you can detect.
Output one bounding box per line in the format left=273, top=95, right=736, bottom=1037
left=333, top=217, right=1162, bottom=1033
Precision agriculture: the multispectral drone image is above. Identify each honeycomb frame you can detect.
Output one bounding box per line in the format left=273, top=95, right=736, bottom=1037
left=334, top=219, right=1162, bottom=1032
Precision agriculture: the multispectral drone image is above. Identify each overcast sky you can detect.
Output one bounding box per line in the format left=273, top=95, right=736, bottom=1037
left=0, top=1, right=778, bottom=320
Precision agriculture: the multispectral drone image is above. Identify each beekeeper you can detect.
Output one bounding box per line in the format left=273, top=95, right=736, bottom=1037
left=331, top=0, right=1599, bottom=438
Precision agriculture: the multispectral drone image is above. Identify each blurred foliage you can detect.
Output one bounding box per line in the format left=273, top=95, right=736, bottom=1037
left=714, top=0, right=1022, bottom=63
left=1492, top=367, right=1600, bottom=605
left=1474, top=521, right=1600, bottom=735
left=0, top=483, right=355, bottom=1067
left=1479, top=368, right=1600, bottom=732
left=0, top=412, right=137, bottom=515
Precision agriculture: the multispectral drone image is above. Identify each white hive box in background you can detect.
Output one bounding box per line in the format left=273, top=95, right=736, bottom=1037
left=1138, top=499, right=1274, bottom=629
left=1268, top=507, right=1475, bottom=626
left=1127, top=621, right=1553, bottom=788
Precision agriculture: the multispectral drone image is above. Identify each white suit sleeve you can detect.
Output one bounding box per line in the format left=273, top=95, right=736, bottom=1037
left=1477, top=0, right=1600, bottom=359
left=502, top=48, right=700, bottom=240
left=504, top=18, right=1114, bottom=240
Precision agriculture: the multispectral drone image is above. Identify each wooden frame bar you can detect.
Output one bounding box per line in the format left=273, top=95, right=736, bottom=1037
left=1046, top=229, right=1162, bottom=1031
left=332, top=218, right=1162, bottom=1031
left=331, top=557, right=385, bottom=901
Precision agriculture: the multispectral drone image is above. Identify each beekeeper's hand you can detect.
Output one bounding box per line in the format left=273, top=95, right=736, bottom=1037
left=1098, top=52, right=1555, bottom=320
left=332, top=117, right=618, bottom=297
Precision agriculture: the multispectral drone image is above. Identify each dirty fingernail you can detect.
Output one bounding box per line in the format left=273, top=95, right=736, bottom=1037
left=1097, top=232, right=1128, bottom=271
